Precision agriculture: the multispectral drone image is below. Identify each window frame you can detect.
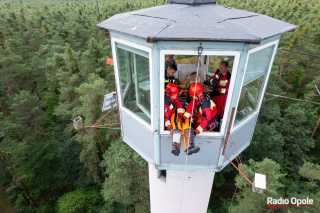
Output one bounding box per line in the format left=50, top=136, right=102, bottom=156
left=231, top=39, right=279, bottom=132
left=111, top=37, right=154, bottom=131
left=133, top=53, right=151, bottom=118
left=159, top=49, right=241, bottom=137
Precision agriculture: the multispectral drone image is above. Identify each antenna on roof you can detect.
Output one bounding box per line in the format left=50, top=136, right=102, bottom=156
left=96, top=0, right=101, bottom=23
left=315, top=85, right=320, bottom=96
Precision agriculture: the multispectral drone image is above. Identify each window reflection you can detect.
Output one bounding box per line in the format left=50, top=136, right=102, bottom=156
left=116, top=43, right=151, bottom=124
left=234, top=45, right=275, bottom=126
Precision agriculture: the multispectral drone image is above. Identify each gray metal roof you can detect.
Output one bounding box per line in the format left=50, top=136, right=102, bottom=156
left=97, top=4, right=298, bottom=43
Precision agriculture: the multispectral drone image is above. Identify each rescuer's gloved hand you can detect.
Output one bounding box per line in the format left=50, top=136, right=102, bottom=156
left=179, top=115, right=186, bottom=125
left=213, top=85, right=219, bottom=93
left=209, top=77, right=219, bottom=86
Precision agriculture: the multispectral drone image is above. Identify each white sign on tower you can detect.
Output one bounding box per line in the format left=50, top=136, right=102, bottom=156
left=102, top=92, right=117, bottom=112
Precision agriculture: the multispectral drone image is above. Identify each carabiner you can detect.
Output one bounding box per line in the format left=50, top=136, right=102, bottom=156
left=198, top=45, right=203, bottom=55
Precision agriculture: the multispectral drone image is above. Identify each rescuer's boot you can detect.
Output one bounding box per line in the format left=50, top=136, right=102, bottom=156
left=184, top=129, right=200, bottom=155
left=171, top=142, right=180, bottom=156
left=171, top=129, right=182, bottom=156
left=186, top=145, right=200, bottom=155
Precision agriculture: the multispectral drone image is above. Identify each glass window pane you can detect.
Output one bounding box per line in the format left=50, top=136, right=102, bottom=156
left=175, top=55, right=198, bottom=64
left=136, top=54, right=151, bottom=118
left=116, top=43, right=151, bottom=125
left=234, top=45, right=275, bottom=127
left=208, top=56, right=220, bottom=74
left=208, top=56, right=234, bottom=76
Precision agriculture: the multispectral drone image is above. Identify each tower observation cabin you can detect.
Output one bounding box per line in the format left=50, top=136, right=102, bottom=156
left=97, top=0, right=297, bottom=173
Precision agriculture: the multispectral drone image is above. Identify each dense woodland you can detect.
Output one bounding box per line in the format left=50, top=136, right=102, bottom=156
left=0, top=0, right=319, bottom=212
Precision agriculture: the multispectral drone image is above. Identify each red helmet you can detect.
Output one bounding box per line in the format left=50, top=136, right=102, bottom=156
left=189, top=83, right=204, bottom=97
left=166, top=83, right=179, bottom=96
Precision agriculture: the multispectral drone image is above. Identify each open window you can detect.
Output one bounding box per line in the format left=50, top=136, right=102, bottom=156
left=160, top=50, right=240, bottom=136
left=207, top=56, right=234, bottom=77
left=115, top=41, right=153, bottom=129
left=232, top=40, right=279, bottom=130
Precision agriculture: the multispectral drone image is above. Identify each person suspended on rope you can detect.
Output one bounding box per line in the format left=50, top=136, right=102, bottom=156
left=164, top=83, right=184, bottom=156
left=165, top=64, right=178, bottom=89
left=164, top=83, right=193, bottom=156
left=164, top=83, right=184, bottom=132
left=208, top=61, right=231, bottom=121
left=182, top=83, right=218, bottom=144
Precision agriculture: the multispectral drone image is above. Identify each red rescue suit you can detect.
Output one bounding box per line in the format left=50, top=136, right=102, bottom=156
left=210, top=70, right=231, bottom=119
left=183, top=93, right=217, bottom=134
left=164, top=93, right=183, bottom=129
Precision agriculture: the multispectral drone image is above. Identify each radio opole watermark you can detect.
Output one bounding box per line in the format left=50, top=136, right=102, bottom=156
left=267, top=197, right=314, bottom=208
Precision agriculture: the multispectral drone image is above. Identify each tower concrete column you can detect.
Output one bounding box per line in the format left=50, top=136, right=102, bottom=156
left=149, top=163, right=215, bottom=213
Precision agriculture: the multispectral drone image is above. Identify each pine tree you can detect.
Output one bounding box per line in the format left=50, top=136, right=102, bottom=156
left=101, top=140, right=150, bottom=213
left=0, top=47, right=30, bottom=97
left=73, top=74, right=111, bottom=184
left=8, top=90, right=48, bottom=141
left=280, top=103, right=317, bottom=177
left=0, top=30, right=6, bottom=49
left=81, top=37, right=113, bottom=82
left=41, top=21, right=52, bottom=39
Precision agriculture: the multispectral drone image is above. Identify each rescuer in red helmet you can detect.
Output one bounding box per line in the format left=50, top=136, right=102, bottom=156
left=181, top=83, right=218, bottom=154
left=164, top=83, right=184, bottom=155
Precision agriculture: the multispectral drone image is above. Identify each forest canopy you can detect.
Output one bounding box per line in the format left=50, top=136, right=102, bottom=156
left=0, top=0, right=319, bottom=212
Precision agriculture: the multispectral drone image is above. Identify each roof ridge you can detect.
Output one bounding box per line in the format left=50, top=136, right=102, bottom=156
left=216, top=14, right=259, bottom=24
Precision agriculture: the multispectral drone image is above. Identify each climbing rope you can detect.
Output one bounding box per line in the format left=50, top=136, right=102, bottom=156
left=228, top=185, right=238, bottom=213
left=82, top=105, right=120, bottom=129
left=229, top=137, right=246, bottom=176
left=178, top=45, right=203, bottom=213
left=246, top=83, right=320, bottom=105
left=222, top=108, right=252, bottom=185
left=229, top=135, right=246, bottom=176
left=93, top=105, right=118, bottom=126
left=226, top=134, right=250, bottom=213
left=278, top=48, right=320, bottom=58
